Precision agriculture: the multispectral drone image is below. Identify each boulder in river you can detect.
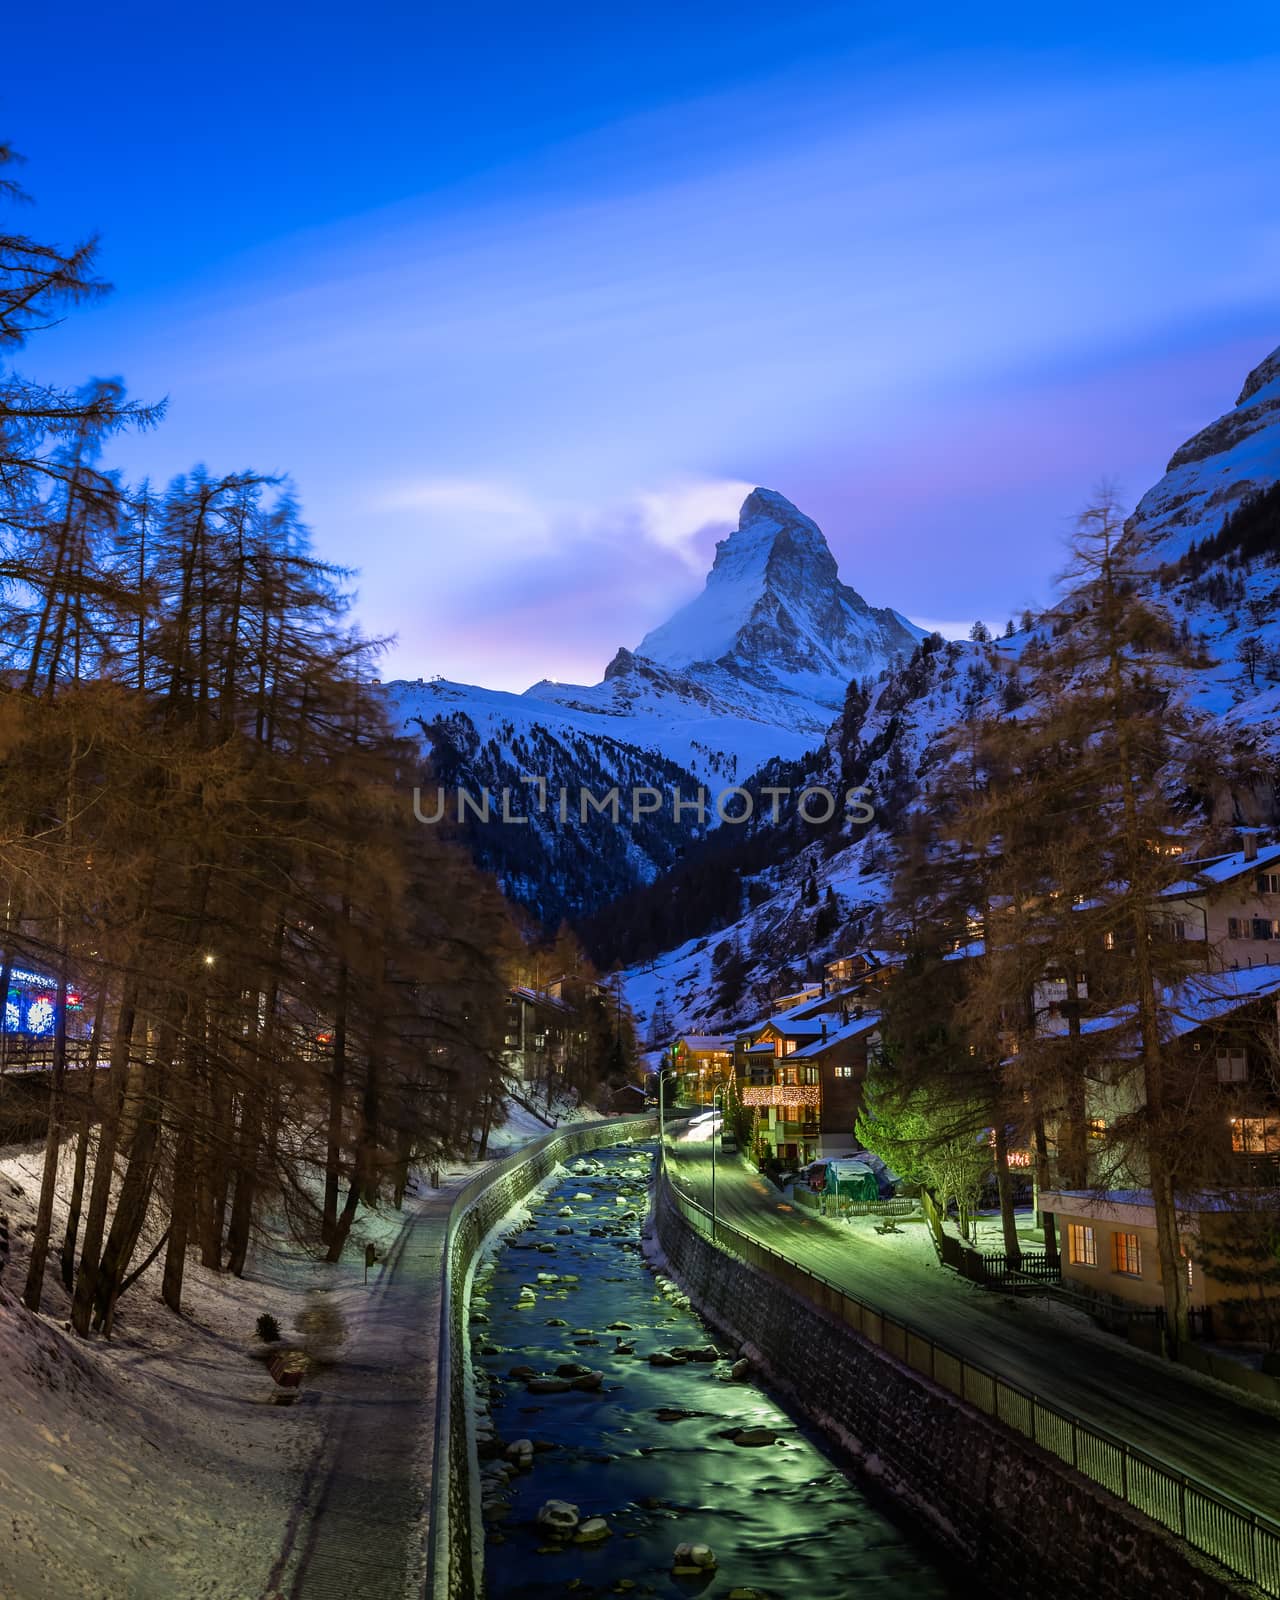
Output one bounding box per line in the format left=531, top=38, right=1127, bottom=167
left=526, top=1376, right=573, bottom=1394
left=671, top=1344, right=718, bottom=1362
left=574, top=1516, right=611, bottom=1543
left=535, top=1499, right=579, bottom=1534
left=732, top=1426, right=782, bottom=1447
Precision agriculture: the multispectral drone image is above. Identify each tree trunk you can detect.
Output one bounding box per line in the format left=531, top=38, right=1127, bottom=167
left=322, top=916, right=350, bottom=1245
left=993, top=1119, right=1022, bottom=1267
left=22, top=965, right=70, bottom=1311
left=161, top=1019, right=199, bottom=1314
left=94, top=1038, right=167, bottom=1334
left=71, top=984, right=137, bottom=1335
left=60, top=983, right=108, bottom=1288
left=1032, top=1108, right=1059, bottom=1268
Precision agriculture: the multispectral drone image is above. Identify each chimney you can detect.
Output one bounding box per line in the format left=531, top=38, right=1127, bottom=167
left=1244, top=833, right=1259, bottom=863
left=821, top=1018, right=828, bottom=1039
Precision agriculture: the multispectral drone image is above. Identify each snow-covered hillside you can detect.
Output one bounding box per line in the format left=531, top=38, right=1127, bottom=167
left=621, top=341, right=1280, bottom=1041
left=1132, top=344, right=1280, bottom=564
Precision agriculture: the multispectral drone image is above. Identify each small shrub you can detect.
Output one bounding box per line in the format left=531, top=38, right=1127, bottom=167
left=255, top=1312, right=281, bottom=1344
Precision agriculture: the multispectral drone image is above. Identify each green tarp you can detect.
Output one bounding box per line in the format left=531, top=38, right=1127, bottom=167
left=824, top=1159, right=879, bottom=1201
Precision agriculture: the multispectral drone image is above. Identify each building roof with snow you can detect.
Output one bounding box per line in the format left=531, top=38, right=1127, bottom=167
left=790, top=1013, right=882, bottom=1059
left=1062, top=963, right=1280, bottom=1048
left=676, top=1034, right=735, bottom=1052
left=1158, top=842, right=1280, bottom=898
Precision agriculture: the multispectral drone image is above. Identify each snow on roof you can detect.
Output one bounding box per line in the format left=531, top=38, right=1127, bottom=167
left=1159, top=842, right=1280, bottom=898
left=1064, top=962, right=1280, bottom=1046
left=508, top=985, right=573, bottom=1013
left=678, top=1034, right=734, bottom=1051
left=757, top=1018, right=829, bottom=1038
left=1042, top=1187, right=1278, bottom=1220
left=788, top=986, right=861, bottom=1018
left=790, top=1014, right=881, bottom=1057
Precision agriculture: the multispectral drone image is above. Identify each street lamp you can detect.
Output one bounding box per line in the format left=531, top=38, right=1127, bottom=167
left=710, top=1080, right=725, bottom=1239
left=657, top=1064, right=666, bottom=1178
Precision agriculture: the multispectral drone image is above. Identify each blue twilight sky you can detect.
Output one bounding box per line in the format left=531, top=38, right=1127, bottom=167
left=5, top=3, right=1280, bottom=689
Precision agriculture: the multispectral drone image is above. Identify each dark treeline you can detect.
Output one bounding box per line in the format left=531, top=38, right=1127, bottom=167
left=0, top=145, right=515, bottom=1330
left=1180, top=480, right=1280, bottom=578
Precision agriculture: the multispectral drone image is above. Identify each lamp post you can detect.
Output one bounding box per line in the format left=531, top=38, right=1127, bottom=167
left=657, top=1063, right=666, bottom=1178
left=711, top=1081, right=725, bottom=1239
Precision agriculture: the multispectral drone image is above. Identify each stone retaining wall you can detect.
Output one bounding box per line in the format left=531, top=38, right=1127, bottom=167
left=427, top=1115, right=655, bottom=1600
left=653, top=1184, right=1256, bottom=1600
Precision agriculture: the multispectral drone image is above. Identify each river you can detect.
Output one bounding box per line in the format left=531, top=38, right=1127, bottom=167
left=469, top=1138, right=963, bottom=1598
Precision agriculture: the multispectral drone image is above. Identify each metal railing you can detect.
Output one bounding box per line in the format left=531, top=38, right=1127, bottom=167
left=426, top=1114, right=656, bottom=1600
left=658, top=1173, right=1280, bottom=1598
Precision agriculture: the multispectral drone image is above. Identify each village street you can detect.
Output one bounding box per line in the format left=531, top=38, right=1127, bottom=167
left=663, top=1142, right=1280, bottom=1521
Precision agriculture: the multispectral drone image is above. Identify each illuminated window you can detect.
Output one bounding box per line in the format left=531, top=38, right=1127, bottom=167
left=1215, top=1053, right=1248, bottom=1083
left=1103, top=931, right=1116, bottom=951
left=1256, top=872, right=1280, bottom=894
left=1231, top=1117, right=1280, bottom=1153
left=1087, top=1117, right=1107, bottom=1140
left=1111, top=1232, right=1142, bottom=1276
left=834, top=1065, right=855, bottom=1078
left=1068, top=1223, right=1097, bottom=1267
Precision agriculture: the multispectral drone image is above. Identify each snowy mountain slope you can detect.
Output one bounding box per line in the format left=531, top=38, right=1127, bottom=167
left=1131, top=342, right=1280, bottom=564
left=621, top=341, right=1280, bottom=1039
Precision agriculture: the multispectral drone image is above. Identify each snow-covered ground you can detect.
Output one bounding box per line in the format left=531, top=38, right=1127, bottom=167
left=484, top=1091, right=607, bottom=1152
left=0, top=1097, right=566, bottom=1599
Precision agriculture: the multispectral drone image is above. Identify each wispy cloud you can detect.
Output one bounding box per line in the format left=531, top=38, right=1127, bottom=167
left=50, top=45, right=1280, bottom=687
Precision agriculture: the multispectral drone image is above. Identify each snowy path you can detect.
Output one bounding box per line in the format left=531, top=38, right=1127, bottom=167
left=262, top=1181, right=463, bottom=1600
left=664, top=1145, right=1280, bottom=1521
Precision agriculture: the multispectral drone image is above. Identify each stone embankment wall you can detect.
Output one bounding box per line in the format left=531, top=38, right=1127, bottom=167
left=653, top=1186, right=1254, bottom=1600
left=428, top=1115, right=655, bottom=1600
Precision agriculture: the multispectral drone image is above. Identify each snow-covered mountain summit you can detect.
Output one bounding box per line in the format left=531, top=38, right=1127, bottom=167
left=636, top=487, right=924, bottom=692
left=384, top=487, right=924, bottom=923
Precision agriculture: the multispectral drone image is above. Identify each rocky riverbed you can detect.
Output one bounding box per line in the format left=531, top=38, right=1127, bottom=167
left=468, top=1139, right=961, bottom=1598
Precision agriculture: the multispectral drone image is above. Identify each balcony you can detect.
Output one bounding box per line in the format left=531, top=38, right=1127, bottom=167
left=742, top=1085, right=820, bottom=1109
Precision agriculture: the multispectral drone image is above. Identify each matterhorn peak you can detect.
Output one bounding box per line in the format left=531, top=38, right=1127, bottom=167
left=634, top=487, right=923, bottom=692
